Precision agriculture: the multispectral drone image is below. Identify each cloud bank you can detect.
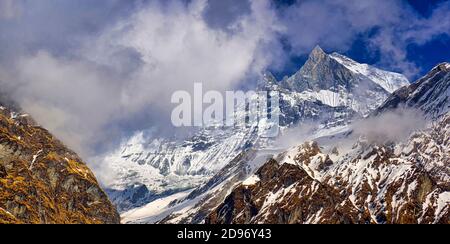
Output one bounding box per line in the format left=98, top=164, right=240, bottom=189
left=0, top=0, right=21, bottom=19
left=0, top=0, right=283, bottom=157
left=352, top=108, right=427, bottom=144
left=0, top=0, right=449, bottom=162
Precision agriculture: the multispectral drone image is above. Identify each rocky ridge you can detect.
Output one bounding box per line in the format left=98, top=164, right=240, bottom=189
left=0, top=101, right=120, bottom=224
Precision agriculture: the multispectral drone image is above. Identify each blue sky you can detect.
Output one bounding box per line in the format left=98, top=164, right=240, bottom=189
left=0, top=0, right=449, bottom=157
left=1, top=0, right=448, bottom=80
left=271, top=0, right=450, bottom=80
left=404, top=0, right=450, bottom=75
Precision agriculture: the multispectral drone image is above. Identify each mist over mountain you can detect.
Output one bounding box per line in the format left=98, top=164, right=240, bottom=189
left=205, top=63, right=450, bottom=224
left=1, top=0, right=450, bottom=163
left=113, top=47, right=449, bottom=224
left=1, top=0, right=449, bottom=225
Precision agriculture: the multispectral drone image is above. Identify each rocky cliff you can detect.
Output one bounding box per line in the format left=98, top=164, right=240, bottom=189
left=0, top=101, right=120, bottom=224
left=108, top=47, right=409, bottom=216
left=205, top=64, right=450, bottom=224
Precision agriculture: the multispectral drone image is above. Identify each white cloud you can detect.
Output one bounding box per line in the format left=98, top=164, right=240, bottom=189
left=0, top=0, right=449, bottom=163
left=404, top=2, right=450, bottom=45
left=352, top=108, right=426, bottom=144
left=0, top=0, right=21, bottom=19
left=280, top=0, right=450, bottom=79
left=0, top=0, right=283, bottom=159
left=89, top=0, right=277, bottom=108
left=0, top=51, right=123, bottom=155
left=281, top=0, right=404, bottom=55
left=368, top=28, right=421, bottom=79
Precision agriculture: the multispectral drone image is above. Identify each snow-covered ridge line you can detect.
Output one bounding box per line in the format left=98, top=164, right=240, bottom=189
left=330, top=53, right=409, bottom=93
left=105, top=46, right=417, bottom=216
left=432, top=62, right=450, bottom=71
left=206, top=114, right=450, bottom=224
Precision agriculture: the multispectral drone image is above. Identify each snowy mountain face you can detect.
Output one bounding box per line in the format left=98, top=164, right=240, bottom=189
left=106, top=127, right=261, bottom=212
left=329, top=53, right=409, bottom=93
left=104, top=46, right=410, bottom=215
left=206, top=117, right=450, bottom=224
left=376, top=63, right=450, bottom=119
left=207, top=116, right=449, bottom=224
left=280, top=46, right=409, bottom=116
left=125, top=62, right=449, bottom=225
left=205, top=65, right=450, bottom=224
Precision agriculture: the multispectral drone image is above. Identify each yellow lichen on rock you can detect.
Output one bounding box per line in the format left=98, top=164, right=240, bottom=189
left=0, top=103, right=120, bottom=224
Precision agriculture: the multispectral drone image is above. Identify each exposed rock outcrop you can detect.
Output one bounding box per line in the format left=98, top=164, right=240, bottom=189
left=206, top=115, right=450, bottom=224
left=0, top=103, right=120, bottom=224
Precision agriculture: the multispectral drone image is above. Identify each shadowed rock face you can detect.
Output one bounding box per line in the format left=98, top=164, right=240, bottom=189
left=205, top=150, right=365, bottom=224
left=204, top=63, right=449, bottom=225
left=206, top=116, right=450, bottom=224
left=106, top=47, right=409, bottom=218
left=288, top=46, right=355, bottom=91
left=376, top=63, right=450, bottom=119
left=0, top=102, right=120, bottom=224
left=281, top=46, right=388, bottom=94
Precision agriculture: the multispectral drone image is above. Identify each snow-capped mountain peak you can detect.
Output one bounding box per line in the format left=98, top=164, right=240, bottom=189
left=433, top=62, right=450, bottom=71
left=281, top=46, right=409, bottom=95
left=203, top=63, right=450, bottom=224
left=329, top=53, right=410, bottom=93
left=105, top=46, right=416, bottom=217
left=309, top=45, right=328, bottom=62
left=276, top=47, right=410, bottom=116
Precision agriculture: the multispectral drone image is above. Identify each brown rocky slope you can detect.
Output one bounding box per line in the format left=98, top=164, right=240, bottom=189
left=204, top=62, right=450, bottom=225
left=206, top=115, right=450, bottom=224
left=0, top=101, right=120, bottom=224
